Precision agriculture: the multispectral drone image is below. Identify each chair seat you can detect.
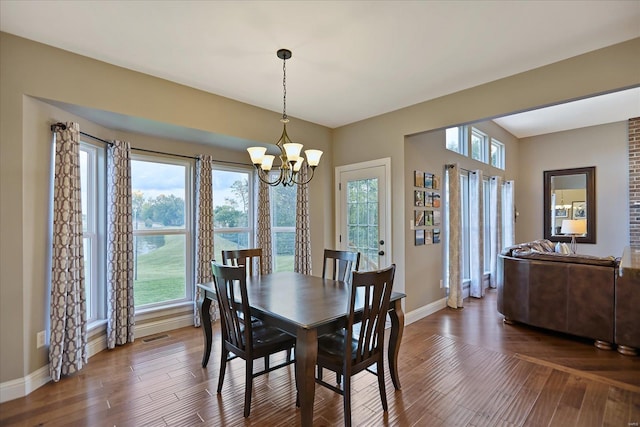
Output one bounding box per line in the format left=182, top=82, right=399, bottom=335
left=251, top=325, right=294, bottom=348
left=318, top=330, right=359, bottom=363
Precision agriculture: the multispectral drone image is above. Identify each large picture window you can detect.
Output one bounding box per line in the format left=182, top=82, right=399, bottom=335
left=131, top=156, right=192, bottom=308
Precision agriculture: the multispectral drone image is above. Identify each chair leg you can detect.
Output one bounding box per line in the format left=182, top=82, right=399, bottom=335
left=377, top=359, right=388, bottom=411
left=317, top=366, right=323, bottom=381
left=217, top=350, right=228, bottom=393
left=343, top=374, right=352, bottom=427
left=264, top=355, right=269, bottom=370
left=336, top=372, right=341, bottom=385
left=244, top=359, right=253, bottom=417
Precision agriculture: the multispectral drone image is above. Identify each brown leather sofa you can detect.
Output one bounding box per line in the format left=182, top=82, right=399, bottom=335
left=497, top=239, right=620, bottom=351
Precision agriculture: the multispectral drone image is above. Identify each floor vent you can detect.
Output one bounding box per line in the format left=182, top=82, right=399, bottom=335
left=142, top=334, right=169, bottom=343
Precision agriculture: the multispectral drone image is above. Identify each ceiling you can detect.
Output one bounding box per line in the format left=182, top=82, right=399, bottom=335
left=1, top=0, right=639, bottom=140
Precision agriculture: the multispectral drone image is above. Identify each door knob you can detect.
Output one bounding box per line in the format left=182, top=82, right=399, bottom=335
left=379, top=240, right=385, bottom=245
left=378, top=250, right=385, bottom=256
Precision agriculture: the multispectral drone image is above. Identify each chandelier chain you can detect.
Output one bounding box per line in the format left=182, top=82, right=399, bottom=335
left=282, top=56, right=287, bottom=121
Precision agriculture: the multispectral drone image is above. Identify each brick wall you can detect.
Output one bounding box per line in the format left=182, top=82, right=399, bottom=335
left=630, top=117, right=640, bottom=246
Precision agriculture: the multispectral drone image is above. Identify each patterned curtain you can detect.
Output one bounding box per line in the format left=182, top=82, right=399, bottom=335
left=503, top=180, right=516, bottom=248
left=489, top=176, right=503, bottom=289
left=106, top=140, right=135, bottom=348
left=445, top=164, right=463, bottom=309
left=194, top=155, right=216, bottom=327
left=49, top=122, right=87, bottom=381
left=294, top=164, right=312, bottom=274
left=469, top=170, right=484, bottom=298
left=255, top=175, right=273, bottom=274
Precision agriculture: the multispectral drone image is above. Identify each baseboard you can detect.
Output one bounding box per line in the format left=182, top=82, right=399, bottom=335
left=0, top=313, right=195, bottom=403
left=0, top=364, right=50, bottom=404
left=134, top=313, right=194, bottom=339
left=405, top=297, right=447, bottom=325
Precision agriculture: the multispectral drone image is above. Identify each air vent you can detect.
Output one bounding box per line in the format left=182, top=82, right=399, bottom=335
left=142, top=334, right=169, bottom=343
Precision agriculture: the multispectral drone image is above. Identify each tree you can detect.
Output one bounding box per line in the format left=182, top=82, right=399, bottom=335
left=214, top=205, right=243, bottom=228
left=146, top=194, right=184, bottom=226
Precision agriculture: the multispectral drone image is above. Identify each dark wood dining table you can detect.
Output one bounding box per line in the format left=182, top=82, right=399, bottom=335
left=197, top=271, right=406, bottom=426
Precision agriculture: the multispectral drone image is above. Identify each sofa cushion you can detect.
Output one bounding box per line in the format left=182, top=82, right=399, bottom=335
left=513, top=249, right=617, bottom=267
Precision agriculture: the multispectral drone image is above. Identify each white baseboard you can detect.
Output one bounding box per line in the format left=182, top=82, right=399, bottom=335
left=0, top=314, right=195, bottom=403
left=405, top=297, right=447, bottom=325
left=0, top=364, right=50, bottom=404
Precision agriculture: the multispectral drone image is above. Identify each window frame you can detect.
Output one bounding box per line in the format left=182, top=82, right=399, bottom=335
left=212, top=165, right=255, bottom=254
left=79, top=141, right=106, bottom=325
left=445, top=126, right=468, bottom=155
left=268, top=173, right=296, bottom=272
left=470, top=127, right=489, bottom=163
left=490, top=138, right=505, bottom=169
left=131, top=154, right=194, bottom=310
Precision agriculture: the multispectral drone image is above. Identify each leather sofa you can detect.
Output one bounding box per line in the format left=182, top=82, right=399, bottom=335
left=497, top=239, right=623, bottom=352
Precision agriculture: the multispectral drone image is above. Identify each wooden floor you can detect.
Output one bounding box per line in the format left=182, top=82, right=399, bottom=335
left=1, top=289, right=639, bottom=426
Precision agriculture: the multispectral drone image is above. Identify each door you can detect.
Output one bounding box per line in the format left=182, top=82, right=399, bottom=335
left=335, top=158, right=391, bottom=271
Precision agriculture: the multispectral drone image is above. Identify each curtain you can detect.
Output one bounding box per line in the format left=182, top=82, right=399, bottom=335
left=469, top=170, right=484, bottom=298
left=256, top=176, right=273, bottom=274
left=489, top=176, right=503, bottom=289
left=503, top=180, right=516, bottom=248
left=106, top=140, right=135, bottom=348
left=294, top=164, right=312, bottom=274
left=445, top=164, right=463, bottom=308
left=49, top=122, right=87, bottom=381
left=194, top=155, right=216, bottom=327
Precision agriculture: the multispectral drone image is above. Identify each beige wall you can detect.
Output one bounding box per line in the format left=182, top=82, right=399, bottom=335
left=517, top=121, right=629, bottom=255
left=404, top=122, right=519, bottom=312
left=1, top=31, right=639, bottom=388
left=333, top=37, right=639, bottom=314
left=0, top=33, right=333, bottom=384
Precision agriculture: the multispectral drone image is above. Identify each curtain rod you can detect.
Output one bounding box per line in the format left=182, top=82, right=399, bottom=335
left=50, top=122, right=251, bottom=166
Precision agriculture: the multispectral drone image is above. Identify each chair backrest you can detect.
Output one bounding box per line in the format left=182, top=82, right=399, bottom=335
left=221, top=248, right=263, bottom=276
left=211, top=261, right=252, bottom=353
left=322, top=249, right=361, bottom=283
left=345, top=264, right=396, bottom=365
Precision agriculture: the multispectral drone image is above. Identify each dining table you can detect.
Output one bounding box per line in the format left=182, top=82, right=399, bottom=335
left=197, top=271, right=406, bottom=426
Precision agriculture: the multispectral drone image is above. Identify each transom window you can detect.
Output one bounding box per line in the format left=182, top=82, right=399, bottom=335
left=491, top=138, right=505, bottom=169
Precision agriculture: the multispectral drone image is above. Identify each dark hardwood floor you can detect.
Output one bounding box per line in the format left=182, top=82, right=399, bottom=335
left=1, top=289, right=638, bottom=426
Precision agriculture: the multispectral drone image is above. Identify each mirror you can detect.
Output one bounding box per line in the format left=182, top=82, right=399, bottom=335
left=543, top=166, right=596, bottom=243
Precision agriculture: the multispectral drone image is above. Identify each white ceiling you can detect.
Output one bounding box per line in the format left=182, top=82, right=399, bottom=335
left=1, top=0, right=639, bottom=139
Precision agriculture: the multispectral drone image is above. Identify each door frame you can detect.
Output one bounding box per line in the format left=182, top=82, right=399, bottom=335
left=334, top=157, right=392, bottom=268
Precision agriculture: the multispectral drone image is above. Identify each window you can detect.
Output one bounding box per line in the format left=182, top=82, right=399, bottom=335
left=131, top=156, right=192, bottom=308
left=470, top=128, right=488, bottom=163
left=490, top=138, right=505, bottom=169
left=445, top=126, right=467, bottom=155
left=270, top=181, right=296, bottom=272
left=212, top=167, right=253, bottom=255
left=79, top=142, right=106, bottom=323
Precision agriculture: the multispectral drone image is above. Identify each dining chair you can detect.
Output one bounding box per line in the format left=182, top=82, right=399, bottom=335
left=221, top=248, right=263, bottom=276
left=321, top=249, right=361, bottom=283
left=315, top=264, right=396, bottom=427
left=211, top=261, right=295, bottom=418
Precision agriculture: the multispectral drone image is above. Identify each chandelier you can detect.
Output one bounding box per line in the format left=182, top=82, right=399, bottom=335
left=247, top=49, right=322, bottom=187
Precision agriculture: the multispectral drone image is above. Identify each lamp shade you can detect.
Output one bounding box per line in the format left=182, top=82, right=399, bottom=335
left=561, top=219, right=586, bottom=235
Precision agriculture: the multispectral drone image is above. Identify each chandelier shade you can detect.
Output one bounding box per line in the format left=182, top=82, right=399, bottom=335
left=247, top=49, right=322, bottom=187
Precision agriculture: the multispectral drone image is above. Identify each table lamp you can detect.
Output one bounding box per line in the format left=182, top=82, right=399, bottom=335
left=561, top=219, right=586, bottom=254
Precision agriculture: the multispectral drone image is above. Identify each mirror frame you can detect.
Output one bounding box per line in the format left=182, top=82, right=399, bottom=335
left=543, top=166, right=596, bottom=244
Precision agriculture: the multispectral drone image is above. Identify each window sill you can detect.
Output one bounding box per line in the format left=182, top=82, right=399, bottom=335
left=135, top=300, right=194, bottom=321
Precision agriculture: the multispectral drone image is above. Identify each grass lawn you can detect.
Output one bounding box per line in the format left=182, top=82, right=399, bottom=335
left=134, top=234, right=294, bottom=306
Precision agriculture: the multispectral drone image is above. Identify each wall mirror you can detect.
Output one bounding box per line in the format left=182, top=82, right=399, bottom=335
left=543, top=166, right=596, bottom=243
